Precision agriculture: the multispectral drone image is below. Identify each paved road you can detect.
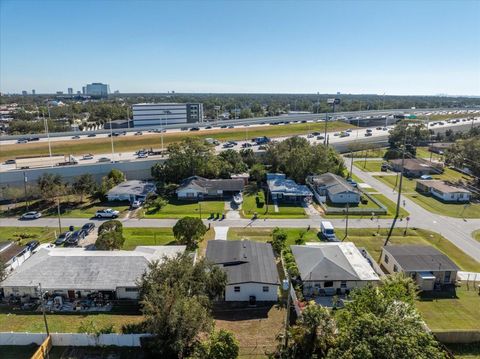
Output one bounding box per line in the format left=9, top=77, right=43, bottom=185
left=345, top=157, right=480, bottom=261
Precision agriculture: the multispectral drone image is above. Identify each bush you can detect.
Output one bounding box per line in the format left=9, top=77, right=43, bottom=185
left=256, top=190, right=265, bottom=208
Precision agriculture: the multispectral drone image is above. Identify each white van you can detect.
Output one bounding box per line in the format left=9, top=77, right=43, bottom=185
left=320, top=221, right=338, bottom=241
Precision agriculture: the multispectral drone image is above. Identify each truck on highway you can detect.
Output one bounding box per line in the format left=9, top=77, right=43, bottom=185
left=253, top=136, right=271, bottom=145
left=320, top=221, right=338, bottom=242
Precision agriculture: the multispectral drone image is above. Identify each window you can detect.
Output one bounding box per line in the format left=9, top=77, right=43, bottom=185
left=340, top=281, right=347, bottom=288
left=324, top=281, right=333, bottom=288
left=263, top=286, right=269, bottom=292
left=393, top=264, right=398, bottom=272
left=234, top=286, right=241, bottom=292
left=444, top=271, right=451, bottom=283
left=125, top=287, right=138, bottom=292
left=384, top=254, right=389, bottom=264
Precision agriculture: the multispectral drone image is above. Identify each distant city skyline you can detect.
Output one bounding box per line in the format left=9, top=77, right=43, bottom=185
left=1, top=0, right=479, bottom=96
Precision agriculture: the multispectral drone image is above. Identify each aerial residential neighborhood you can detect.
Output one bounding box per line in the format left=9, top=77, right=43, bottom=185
left=1, top=0, right=479, bottom=358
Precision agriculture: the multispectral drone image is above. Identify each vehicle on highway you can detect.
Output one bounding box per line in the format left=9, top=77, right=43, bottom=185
left=20, top=211, right=41, bottom=220
left=366, top=129, right=373, bottom=133
left=72, top=135, right=81, bottom=139
left=365, top=132, right=373, bottom=137
left=301, top=120, right=307, bottom=123
left=316, top=135, right=325, bottom=140
left=438, top=121, right=445, bottom=125
left=28, top=137, right=40, bottom=142
left=87, top=133, right=97, bottom=137
left=190, top=127, right=200, bottom=131
left=134, top=131, right=143, bottom=135
left=376, top=127, right=382, bottom=130
left=108, top=133, right=120, bottom=137
left=97, top=157, right=111, bottom=163
left=339, top=132, right=350, bottom=137
left=131, top=200, right=143, bottom=209
left=4, top=159, right=16, bottom=164
left=223, top=143, right=235, bottom=148
left=345, top=129, right=352, bottom=133
left=137, top=152, right=148, bottom=159
left=55, top=231, right=73, bottom=245
left=66, top=230, right=85, bottom=246
left=17, top=139, right=28, bottom=144
left=312, top=132, right=321, bottom=136
left=333, top=132, right=340, bottom=136
left=82, top=154, right=94, bottom=160
left=80, top=222, right=95, bottom=235
left=242, top=143, right=253, bottom=148
left=228, top=125, right=234, bottom=128
left=205, top=125, right=212, bottom=129
left=220, top=125, right=228, bottom=128
left=25, top=240, right=40, bottom=251
left=95, top=208, right=120, bottom=218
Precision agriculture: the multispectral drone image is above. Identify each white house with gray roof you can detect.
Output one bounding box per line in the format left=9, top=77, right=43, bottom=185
left=177, top=176, right=244, bottom=200
left=266, top=173, right=312, bottom=203
left=0, top=246, right=186, bottom=300
left=307, top=172, right=360, bottom=205
left=291, top=242, right=379, bottom=297
left=206, top=240, right=279, bottom=302
left=107, top=180, right=156, bottom=202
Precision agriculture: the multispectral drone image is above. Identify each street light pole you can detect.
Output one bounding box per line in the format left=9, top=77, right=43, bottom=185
left=109, top=118, right=115, bottom=162
left=56, top=197, right=62, bottom=234
left=42, top=107, right=53, bottom=167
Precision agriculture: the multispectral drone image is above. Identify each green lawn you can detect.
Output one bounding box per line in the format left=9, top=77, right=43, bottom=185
left=123, top=228, right=176, bottom=249
left=350, top=147, right=386, bottom=158
left=0, top=306, right=143, bottom=333
left=473, top=230, right=480, bottom=242
left=415, top=147, right=444, bottom=162
left=336, top=228, right=480, bottom=272
left=0, top=226, right=57, bottom=244
left=142, top=199, right=225, bottom=219
left=227, top=227, right=320, bottom=246
left=241, top=192, right=307, bottom=219
left=406, top=193, right=480, bottom=218
left=353, top=160, right=385, bottom=173
left=416, top=285, right=480, bottom=331
left=445, top=343, right=480, bottom=359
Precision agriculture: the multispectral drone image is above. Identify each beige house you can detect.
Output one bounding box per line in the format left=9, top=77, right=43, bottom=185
left=380, top=245, right=459, bottom=291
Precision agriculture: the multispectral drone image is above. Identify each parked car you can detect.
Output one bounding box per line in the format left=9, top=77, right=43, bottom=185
left=4, top=159, right=16, bottom=164
left=97, top=157, right=111, bottom=163
left=66, top=231, right=85, bottom=246
left=242, top=143, right=253, bottom=148
left=72, top=135, right=81, bottom=139
left=134, top=131, right=143, bottom=136
left=364, top=132, right=373, bottom=137
left=366, top=129, right=373, bottom=133
left=17, top=139, right=28, bottom=144
left=131, top=200, right=143, bottom=209
left=55, top=231, right=73, bottom=245
left=316, top=135, right=325, bottom=140
left=82, top=154, right=94, bottom=160
left=223, top=143, right=235, bottom=148
left=20, top=211, right=41, bottom=220
left=80, top=222, right=95, bottom=235
left=381, top=163, right=389, bottom=172
left=95, top=209, right=120, bottom=218
left=87, top=133, right=97, bottom=137
left=137, top=152, right=148, bottom=159
left=190, top=127, right=200, bottom=131
left=25, top=240, right=40, bottom=251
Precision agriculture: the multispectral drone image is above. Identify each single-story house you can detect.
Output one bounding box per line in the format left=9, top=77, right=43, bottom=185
left=416, top=180, right=471, bottom=203
left=206, top=240, right=279, bottom=302
left=307, top=172, right=360, bottom=205
left=266, top=173, right=313, bottom=202
left=380, top=245, right=460, bottom=291
left=0, top=245, right=186, bottom=300
left=230, top=173, right=250, bottom=185
left=291, top=242, right=380, bottom=297
left=106, top=180, right=156, bottom=202
left=428, top=142, right=454, bottom=155
left=389, top=158, right=444, bottom=178
left=176, top=176, right=244, bottom=200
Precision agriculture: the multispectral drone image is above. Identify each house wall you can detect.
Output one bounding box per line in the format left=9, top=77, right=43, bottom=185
left=302, top=280, right=374, bottom=296
left=380, top=249, right=404, bottom=275
left=116, top=287, right=139, bottom=300
left=107, top=194, right=132, bottom=202
left=177, top=188, right=202, bottom=199
left=2, top=286, right=38, bottom=298
left=328, top=192, right=360, bottom=204
left=431, top=189, right=470, bottom=203
left=225, top=283, right=278, bottom=301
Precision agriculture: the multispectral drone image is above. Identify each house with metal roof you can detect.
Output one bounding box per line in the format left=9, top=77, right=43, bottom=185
left=266, top=173, right=312, bottom=203
left=206, top=240, right=279, bottom=302
left=106, top=180, right=156, bottom=202
left=176, top=176, right=244, bottom=200
left=307, top=172, right=360, bottom=204
left=380, top=245, right=460, bottom=291
left=389, top=158, right=444, bottom=178
left=291, top=242, right=379, bottom=297
left=416, top=180, right=471, bottom=203
left=0, top=245, right=186, bottom=300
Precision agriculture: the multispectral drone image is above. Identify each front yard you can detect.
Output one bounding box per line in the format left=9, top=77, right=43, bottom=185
left=142, top=199, right=225, bottom=219
left=0, top=227, right=57, bottom=244
left=122, top=228, right=176, bottom=249
left=227, top=227, right=319, bottom=246
left=241, top=191, right=307, bottom=219
left=353, top=160, right=385, bottom=173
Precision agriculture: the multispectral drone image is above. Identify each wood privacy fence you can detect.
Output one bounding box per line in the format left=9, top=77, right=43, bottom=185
left=31, top=335, right=52, bottom=359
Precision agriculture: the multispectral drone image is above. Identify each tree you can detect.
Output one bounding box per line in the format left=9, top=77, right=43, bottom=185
left=249, top=163, right=266, bottom=184
left=218, top=149, right=248, bottom=176
left=139, top=255, right=227, bottom=358
left=388, top=122, right=430, bottom=149
left=72, top=173, right=96, bottom=202
left=107, top=169, right=125, bottom=185
left=37, top=173, right=64, bottom=203
left=0, top=258, right=6, bottom=282
left=271, top=227, right=287, bottom=254
left=95, top=220, right=125, bottom=250
left=239, top=148, right=257, bottom=167
left=446, top=137, right=480, bottom=181
left=173, top=217, right=208, bottom=250
left=195, top=329, right=240, bottom=359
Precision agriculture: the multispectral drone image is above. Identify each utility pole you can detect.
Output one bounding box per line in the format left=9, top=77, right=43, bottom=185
left=349, top=150, right=354, bottom=179
left=42, top=107, right=53, bottom=167
left=38, top=283, right=50, bottom=336
left=56, top=197, right=62, bottom=234
left=109, top=118, right=115, bottom=162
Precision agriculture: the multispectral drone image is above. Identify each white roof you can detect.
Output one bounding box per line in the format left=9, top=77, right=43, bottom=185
left=1, top=246, right=186, bottom=291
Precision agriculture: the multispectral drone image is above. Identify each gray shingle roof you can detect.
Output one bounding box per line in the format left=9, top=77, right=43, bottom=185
left=309, top=172, right=356, bottom=195
left=383, top=245, right=460, bottom=272
left=206, top=240, right=279, bottom=285
left=1, top=246, right=186, bottom=291
left=178, top=176, right=244, bottom=192
left=107, top=180, right=156, bottom=197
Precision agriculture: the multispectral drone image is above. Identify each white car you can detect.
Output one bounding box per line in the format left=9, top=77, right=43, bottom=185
left=21, top=211, right=41, bottom=220
left=83, top=154, right=94, bottom=160
left=131, top=200, right=143, bottom=209
left=95, top=209, right=120, bottom=218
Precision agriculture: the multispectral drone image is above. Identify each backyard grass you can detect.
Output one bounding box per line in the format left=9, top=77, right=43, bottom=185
left=336, top=228, right=480, bottom=272
left=142, top=199, right=225, bottom=219
left=415, top=147, right=444, bottom=162
left=122, top=228, right=176, bottom=249
left=0, top=226, right=57, bottom=244
left=406, top=193, right=480, bottom=218
left=241, top=192, right=307, bottom=219
left=350, top=147, right=386, bottom=158
left=416, top=285, right=480, bottom=331
left=0, top=121, right=352, bottom=161
left=227, top=227, right=320, bottom=246
left=473, top=229, right=480, bottom=242
left=445, top=343, right=480, bottom=359
left=0, top=306, right=143, bottom=333
left=353, top=160, right=385, bottom=173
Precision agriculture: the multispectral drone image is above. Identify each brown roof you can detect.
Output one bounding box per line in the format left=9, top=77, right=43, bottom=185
left=0, top=241, right=26, bottom=263
left=417, top=180, right=470, bottom=194
left=390, top=158, right=442, bottom=172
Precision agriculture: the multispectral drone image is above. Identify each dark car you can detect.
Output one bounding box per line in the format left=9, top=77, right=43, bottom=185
left=28, top=137, right=40, bottom=141
left=189, top=127, right=200, bottom=131
left=87, top=133, right=97, bottom=137
left=228, top=125, right=234, bottom=129
left=66, top=230, right=84, bottom=246
left=4, top=159, right=16, bottom=164
left=220, top=125, right=228, bottom=129
left=80, top=222, right=95, bottom=235
left=55, top=231, right=72, bottom=245
left=72, top=135, right=81, bottom=139
left=205, top=126, right=212, bottom=129
left=25, top=240, right=40, bottom=251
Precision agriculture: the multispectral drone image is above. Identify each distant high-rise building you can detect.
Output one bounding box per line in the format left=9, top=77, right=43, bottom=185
left=68, top=88, right=73, bottom=95
left=32, top=89, right=36, bottom=95
left=114, top=90, right=120, bottom=94
left=77, top=91, right=81, bottom=95
left=22, top=90, right=27, bottom=96
left=85, top=82, right=110, bottom=98
left=82, top=86, right=86, bottom=94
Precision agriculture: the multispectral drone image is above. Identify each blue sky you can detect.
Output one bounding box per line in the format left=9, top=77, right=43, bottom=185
left=1, top=0, right=479, bottom=95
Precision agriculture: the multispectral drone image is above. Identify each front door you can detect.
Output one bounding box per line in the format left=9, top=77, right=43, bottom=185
left=67, top=290, right=76, bottom=299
